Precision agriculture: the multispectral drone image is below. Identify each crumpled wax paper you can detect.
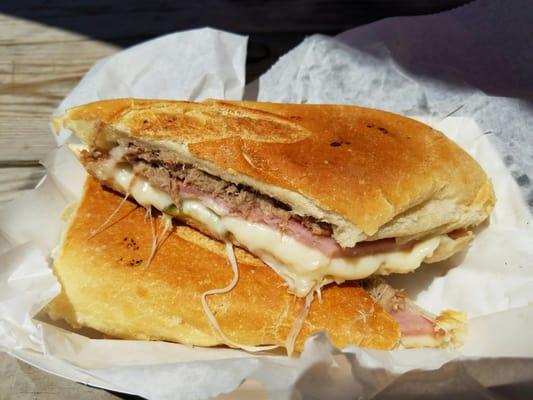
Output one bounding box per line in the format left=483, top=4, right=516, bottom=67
left=2, top=2, right=533, bottom=398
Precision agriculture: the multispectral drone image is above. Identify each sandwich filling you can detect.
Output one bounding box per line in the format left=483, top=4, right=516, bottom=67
left=78, top=140, right=467, bottom=297
left=366, top=279, right=465, bottom=347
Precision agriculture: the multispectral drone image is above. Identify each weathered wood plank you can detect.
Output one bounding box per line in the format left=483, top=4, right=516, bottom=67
left=0, top=165, right=45, bottom=206
left=0, top=14, right=118, bottom=162
left=0, top=13, right=91, bottom=43
left=0, top=354, right=121, bottom=400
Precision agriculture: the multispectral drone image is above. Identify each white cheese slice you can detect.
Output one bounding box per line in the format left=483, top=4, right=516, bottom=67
left=224, top=216, right=441, bottom=296
left=99, top=165, right=443, bottom=297
left=181, top=200, right=227, bottom=237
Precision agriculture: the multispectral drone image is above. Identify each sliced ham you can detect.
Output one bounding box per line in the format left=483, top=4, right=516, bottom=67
left=173, top=178, right=417, bottom=258
left=365, top=279, right=445, bottom=340
left=389, top=309, right=437, bottom=337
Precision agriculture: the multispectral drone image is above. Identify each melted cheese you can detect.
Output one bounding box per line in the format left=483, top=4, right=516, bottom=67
left=225, top=217, right=440, bottom=296
left=101, top=165, right=443, bottom=297
left=181, top=200, right=227, bottom=237
left=131, top=179, right=173, bottom=210
left=285, top=291, right=314, bottom=355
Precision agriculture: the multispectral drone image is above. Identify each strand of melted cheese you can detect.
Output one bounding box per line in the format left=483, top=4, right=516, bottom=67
left=285, top=291, right=314, bottom=356
left=104, top=165, right=443, bottom=297
left=200, top=242, right=278, bottom=352
left=144, top=212, right=173, bottom=269
left=88, top=190, right=130, bottom=239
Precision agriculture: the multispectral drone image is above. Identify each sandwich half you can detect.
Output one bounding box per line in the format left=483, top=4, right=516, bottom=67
left=47, top=177, right=466, bottom=352
left=54, top=99, right=495, bottom=297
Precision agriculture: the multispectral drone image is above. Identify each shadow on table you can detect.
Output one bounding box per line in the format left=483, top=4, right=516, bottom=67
left=0, top=0, right=470, bottom=82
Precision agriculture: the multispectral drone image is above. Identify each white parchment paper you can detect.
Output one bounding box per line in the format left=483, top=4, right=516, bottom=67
left=1, top=3, right=533, bottom=399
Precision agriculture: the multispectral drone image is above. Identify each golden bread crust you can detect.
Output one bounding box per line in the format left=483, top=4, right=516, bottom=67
left=47, top=177, right=400, bottom=352
left=57, top=99, right=495, bottom=242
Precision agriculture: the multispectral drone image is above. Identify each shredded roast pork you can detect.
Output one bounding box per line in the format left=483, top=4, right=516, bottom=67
left=118, top=139, right=334, bottom=236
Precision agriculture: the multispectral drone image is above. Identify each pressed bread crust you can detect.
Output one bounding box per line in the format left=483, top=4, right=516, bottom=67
left=55, top=98, right=495, bottom=247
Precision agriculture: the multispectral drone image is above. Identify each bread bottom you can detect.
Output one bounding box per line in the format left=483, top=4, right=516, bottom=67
left=47, top=177, right=401, bottom=352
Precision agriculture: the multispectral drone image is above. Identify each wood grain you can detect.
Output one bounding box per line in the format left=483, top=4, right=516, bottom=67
left=0, top=354, right=122, bottom=400
left=0, top=14, right=118, bottom=162
left=0, top=166, right=45, bottom=206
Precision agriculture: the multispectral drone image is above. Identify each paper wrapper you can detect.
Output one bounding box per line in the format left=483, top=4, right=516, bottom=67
left=1, top=4, right=533, bottom=398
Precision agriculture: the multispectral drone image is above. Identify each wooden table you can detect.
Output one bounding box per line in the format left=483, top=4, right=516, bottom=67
left=9, top=1, right=526, bottom=398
